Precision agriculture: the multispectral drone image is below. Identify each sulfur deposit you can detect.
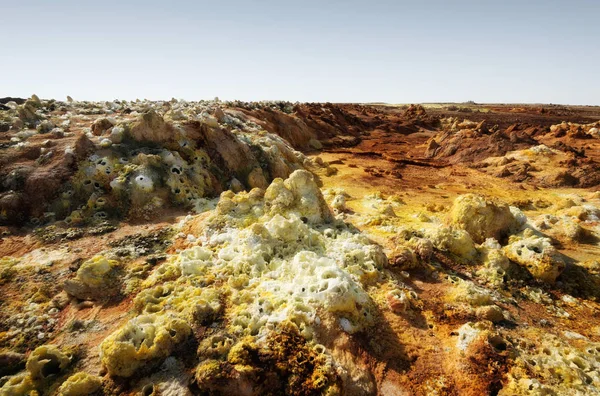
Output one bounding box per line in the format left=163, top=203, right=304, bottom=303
left=448, top=194, right=519, bottom=243
left=97, top=170, right=385, bottom=392
left=63, top=256, right=122, bottom=300
left=100, top=314, right=192, bottom=377
left=504, top=230, right=566, bottom=283
left=1, top=98, right=600, bottom=395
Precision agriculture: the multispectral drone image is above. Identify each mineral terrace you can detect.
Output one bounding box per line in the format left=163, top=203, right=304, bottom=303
left=1, top=96, right=600, bottom=395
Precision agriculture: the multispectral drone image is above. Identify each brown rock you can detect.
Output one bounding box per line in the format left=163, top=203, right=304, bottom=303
left=0, top=351, right=26, bottom=377
left=74, top=133, right=96, bottom=160
left=0, top=191, right=26, bottom=225
left=425, top=138, right=440, bottom=158
left=91, top=118, right=114, bottom=136
left=247, top=167, right=269, bottom=189
left=193, top=122, right=260, bottom=181
left=129, top=109, right=176, bottom=143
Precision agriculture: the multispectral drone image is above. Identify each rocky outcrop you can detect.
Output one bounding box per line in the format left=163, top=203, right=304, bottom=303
left=426, top=122, right=540, bottom=164
left=0, top=99, right=340, bottom=225
left=128, top=109, right=177, bottom=143
left=448, top=194, right=519, bottom=243
left=90, top=117, right=115, bottom=136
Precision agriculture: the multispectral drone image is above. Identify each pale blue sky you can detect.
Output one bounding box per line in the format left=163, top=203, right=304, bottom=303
left=1, top=0, right=598, bottom=104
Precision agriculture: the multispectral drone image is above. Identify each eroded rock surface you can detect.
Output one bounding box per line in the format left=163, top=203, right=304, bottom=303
left=1, top=99, right=600, bottom=396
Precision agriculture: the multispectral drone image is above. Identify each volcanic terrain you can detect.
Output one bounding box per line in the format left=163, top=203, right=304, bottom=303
left=1, top=97, right=600, bottom=395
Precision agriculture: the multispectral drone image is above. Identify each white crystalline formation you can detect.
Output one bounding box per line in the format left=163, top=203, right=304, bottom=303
left=178, top=170, right=386, bottom=337
left=99, top=170, right=387, bottom=377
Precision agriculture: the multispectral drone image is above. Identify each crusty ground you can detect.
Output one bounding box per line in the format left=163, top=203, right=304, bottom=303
left=1, top=101, right=600, bottom=395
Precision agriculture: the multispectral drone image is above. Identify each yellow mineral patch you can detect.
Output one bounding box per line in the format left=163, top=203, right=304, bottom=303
left=26, top=345, right=70, bottom=382
left=501, top=330, right=600, bottom=395
left=0, top=373, right=36, bottom=396
left=448, top=193, right=519, bottom=243
left=425, top=225, right=478, bottom=261
left=504, top=229, right=566, bottom=283
left=57, top=372, right=102, bottom=396
left=63, top=255, right=121, bottom=300
left=99, top=314, right=192, bottom=377
left=446, top=276, right=495, bottom=307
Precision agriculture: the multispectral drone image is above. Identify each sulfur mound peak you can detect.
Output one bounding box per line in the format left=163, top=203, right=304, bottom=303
left=448, top=193, right=520, bottom=243
left=97, top=170, right=386, bottom=392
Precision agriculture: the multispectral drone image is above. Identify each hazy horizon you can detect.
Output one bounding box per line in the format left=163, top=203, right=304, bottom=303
left=2, top=0, right=599, bottom=105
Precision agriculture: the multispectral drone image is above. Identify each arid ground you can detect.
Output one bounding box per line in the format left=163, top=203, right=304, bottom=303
left=1, top=97, right=600, bottom=395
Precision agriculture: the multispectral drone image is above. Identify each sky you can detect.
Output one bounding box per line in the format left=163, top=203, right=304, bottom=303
left=1, top=0, right=599, bottom=104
